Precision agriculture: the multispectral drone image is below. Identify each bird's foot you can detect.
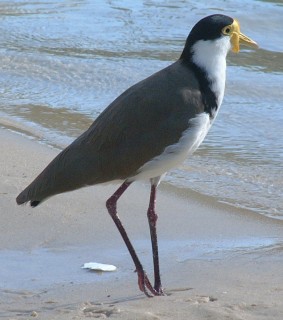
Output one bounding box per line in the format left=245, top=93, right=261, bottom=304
left=136, top=269, right=164, bottom=297
left=154, top=284, right=165, bottom=296
left=137, top=269, right=157, bottom=297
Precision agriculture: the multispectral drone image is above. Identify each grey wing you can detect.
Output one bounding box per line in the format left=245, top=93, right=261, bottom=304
left=77, top=61, right=203, bottom=182
left=16, top=61, right=203, bottom=205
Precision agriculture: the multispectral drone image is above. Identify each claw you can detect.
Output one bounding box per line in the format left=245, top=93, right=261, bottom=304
left=154, top=285, right=165, bottom=296
left=136, top=269, right=164, bottom=297
left=137, top=269, right=156, bottom=297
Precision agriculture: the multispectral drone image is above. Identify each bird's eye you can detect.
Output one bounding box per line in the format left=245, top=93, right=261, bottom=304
left=222, top=26, right=232, bottom=35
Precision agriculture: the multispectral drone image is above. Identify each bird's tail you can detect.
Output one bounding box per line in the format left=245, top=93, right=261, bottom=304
left=16, top=173, right=49, bottom=207
left=16, top=145, right=91, bottom=207
left=16, top=150, right=67, bottom=207
left=16, top=187, right=42, bottom=207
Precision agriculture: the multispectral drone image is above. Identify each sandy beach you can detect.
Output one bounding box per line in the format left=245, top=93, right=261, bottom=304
left=1, top=127, right=283, bottom=319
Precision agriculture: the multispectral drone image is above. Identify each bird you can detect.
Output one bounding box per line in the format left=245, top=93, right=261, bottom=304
left=16, top=14, right=258, bottom=297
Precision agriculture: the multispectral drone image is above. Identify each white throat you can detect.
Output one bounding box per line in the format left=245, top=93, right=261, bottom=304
left=191, top=36, right=230, bottom=107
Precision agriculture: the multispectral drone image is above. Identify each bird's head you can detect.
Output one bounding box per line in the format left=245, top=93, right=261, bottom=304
left=181, top=14, right=258, bottom=62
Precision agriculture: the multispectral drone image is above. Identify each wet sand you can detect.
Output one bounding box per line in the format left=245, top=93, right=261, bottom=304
left=1, top=127, right=283, bottom=319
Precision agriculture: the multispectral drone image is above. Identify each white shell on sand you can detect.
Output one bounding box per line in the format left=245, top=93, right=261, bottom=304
left=81, top=262, right=117, bottom=272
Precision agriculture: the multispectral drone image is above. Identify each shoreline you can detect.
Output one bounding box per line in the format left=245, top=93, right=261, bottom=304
left=1, top=117, right=282, bottom=222
left=1, top=127, right=283, bottom=319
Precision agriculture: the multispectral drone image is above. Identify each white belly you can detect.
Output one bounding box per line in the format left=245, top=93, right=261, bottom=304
left=130, top=112, right=211, bottom=181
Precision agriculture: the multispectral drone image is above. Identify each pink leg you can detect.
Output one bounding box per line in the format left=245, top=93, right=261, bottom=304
left=147, top=183, right=164, bottom=295
left=106, top=181, right=158, bottom=297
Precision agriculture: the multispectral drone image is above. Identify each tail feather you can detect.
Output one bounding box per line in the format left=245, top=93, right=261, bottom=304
left=16, top=137, right=108, bottom=207
left=16, top=153, right=62, bottom=207
left=31, top=200, right=41, bottom=207
left=16, top=188, right=41, bottom=207
left=16, top=190, right=29, bottom=205
left=16, top=144, right=90, bottom=207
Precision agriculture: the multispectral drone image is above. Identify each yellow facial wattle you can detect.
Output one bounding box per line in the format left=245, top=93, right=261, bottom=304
left=222, top=19, right=258, bottom=53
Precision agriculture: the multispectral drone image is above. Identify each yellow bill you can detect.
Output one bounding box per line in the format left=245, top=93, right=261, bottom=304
left=222, top=19, right=259, bottom=53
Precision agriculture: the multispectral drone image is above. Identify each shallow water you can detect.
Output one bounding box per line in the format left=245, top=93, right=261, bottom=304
left=0, top=0, right=282, bottom=218
left=1, top=236, right=282, bottom=291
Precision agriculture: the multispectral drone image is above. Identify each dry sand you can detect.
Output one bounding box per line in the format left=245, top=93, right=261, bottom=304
left=1, top=127, right=283, bottom=319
